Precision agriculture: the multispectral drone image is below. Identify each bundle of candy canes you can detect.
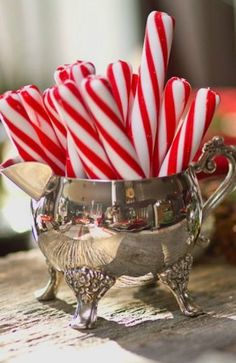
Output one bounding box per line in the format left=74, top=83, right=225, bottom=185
left=0, top=11, right=220, bottom=180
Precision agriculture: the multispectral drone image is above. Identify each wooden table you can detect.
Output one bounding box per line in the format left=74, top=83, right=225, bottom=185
left=1, top=249, right=236, bottom=363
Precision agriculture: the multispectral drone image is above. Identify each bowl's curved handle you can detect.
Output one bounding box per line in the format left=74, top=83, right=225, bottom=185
left=193, top=136, right=236, bottom=221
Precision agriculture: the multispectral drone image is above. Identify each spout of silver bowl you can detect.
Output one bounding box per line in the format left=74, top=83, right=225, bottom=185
left=0, top=161, right=54, bottom=200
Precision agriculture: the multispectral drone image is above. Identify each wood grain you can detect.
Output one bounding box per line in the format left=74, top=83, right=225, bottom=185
left=1, top=249, right=236, bottom=363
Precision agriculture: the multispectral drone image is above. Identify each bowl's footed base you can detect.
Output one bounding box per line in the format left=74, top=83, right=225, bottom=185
left=70, top=301, right=98, bottom=330
left=35, top=253, right=204, bottom=330
left=34, top=261, right=63, bottom=301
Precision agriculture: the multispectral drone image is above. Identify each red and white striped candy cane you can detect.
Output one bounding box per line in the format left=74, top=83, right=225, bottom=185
left=43, top=87, right=67, bottom=152
left=131, top=11, right=175, bottom=177
left=53, top=80, right=117, bottom=179
left=158, top=88, right=220, bottom=177
left=0, top=92, right=54, bottom=167
left=66, top=132, right=86, bottom=178
left=152, top=77, right=191, bottom=176
left=127, top=73, right=138, bottom=131
left=19, top=85, right=65, bottom=175
left=81, top=76, right=146, bottom=180
left=54, top=61, right=95, bottom=87
left=54, top=61, right=79, bottom=85
left=69, top=62, right=95, bottom=88
left=107, top=60, right=132, bottom=126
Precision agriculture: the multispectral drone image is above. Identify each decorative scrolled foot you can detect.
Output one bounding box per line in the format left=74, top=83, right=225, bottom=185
left=35, top=261, right=63, bottom=301
left=158, top=254, right=204, bottom=317
left=65, top=267, right=116, bottom=329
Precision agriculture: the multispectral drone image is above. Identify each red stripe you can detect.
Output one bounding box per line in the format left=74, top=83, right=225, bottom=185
left=107, top=63, right=124, bottom=121
left=145, top=35, right=161, bottom=121
left=84, top=78, right=145, bottom=178
left=167, top=135, right=180, bottom=175
left=95, top=121, right=145, bottom=177
left=182, top=99, right=195, bottom=168
left=54, top=86, right=97, bottom=141
left=6, top=96, right=32, bottom=122
left=21, top=88, right=51, bottom=123
left=126, top=73, right=138, bottom=134
left=31, top=123, right=65, bottom=164
left=122, top=62, right=132, bottom=98
left=204, top=90, right=216, bottom=134
left=183, top=80, right=191, bottom=108
left=80, top=63, right=92, bottom=78
left=54, top=82, right=118, bottom=179
left=66, top=157, right=77, bottom=178
left=152, top=78, right=179, bottom=176
left=85, top=80, right=123, bottom=130
left=70, top=130, right=118, bottom=179
left=155, top=12, right=169, bottom=72
left=165, top=79, right=176, bottom=147
left=4, top=115, right=64, bottom=176
left=12, top=140, right=40, bottom=162
left=58, top=68, right=69, bottom=83
left=64, top=81, right=88, bottom=110
left=3, top=116, right=46, bottom=160
left=20, top=90, right=65, bottom=165
left=131, top=74, right=138, bottom=97
left=137, top=81, right=153, bottom=159
left=43, top=90, right=67, bottom=137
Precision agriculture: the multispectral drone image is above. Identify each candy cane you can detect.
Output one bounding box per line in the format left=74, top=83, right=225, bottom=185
left=127, top=73, right=138, bottom=130
left=0, top=92, right=55, bottom=168
left=152, top=77, right=191, bottom=176
left=53, top=80, right=117, bottom=179
left=66, top=132, right=86, bottom=178
left=44, top=87, right=86, bottom=178
left=81, top=76, right=146, bottom=179
left=131, top=11, right=175, bottom=177
left=54, top=61, right=95, bottom=87
left=19, top=85, right=65, bottom=175
left=43, top=87, right=67, bottom=153
left=158, top=88, right=220, bottom=177
left=107, top=60, right=132, bottom=125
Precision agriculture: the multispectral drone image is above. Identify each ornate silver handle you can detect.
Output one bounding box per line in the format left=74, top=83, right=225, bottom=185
left=193, top=136, right=236, bottom=220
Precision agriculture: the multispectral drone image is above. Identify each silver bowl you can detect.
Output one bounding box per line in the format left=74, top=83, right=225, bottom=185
left=1, top=137, right=236, bottom=329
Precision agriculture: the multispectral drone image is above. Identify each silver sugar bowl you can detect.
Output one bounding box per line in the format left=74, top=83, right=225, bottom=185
left=1, top=137, right=236, bottom=329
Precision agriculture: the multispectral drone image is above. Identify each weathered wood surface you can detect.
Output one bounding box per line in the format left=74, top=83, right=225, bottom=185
left=1, top=249, right=236, bottom=363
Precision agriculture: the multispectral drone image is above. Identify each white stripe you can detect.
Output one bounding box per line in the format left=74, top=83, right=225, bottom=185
left=98, top=132, right=142, bottom=180
left=147, top=13, right=165, bottom=95
left=172, top=80, right=186, bottom=122
left=67, top=132, right=86, bottom=178
left=112, top=62, right=130, bottom=122
left=59, top=85, right=93, bottom=127
left=20, top=88, right=59, bottom=143
left=0, top=97, right=41, bottom=142
left=72, top=143, right=110, bottom=180
left=10, top=133, right=45, bottom=163
left=43, top=91, right=67, bottom=150
left=87, top=81, right=139, bottom=162
left=176, top=120, right=187, bottom=172
left=131, top=97, right=150, bottom=177
left=140, top=54, right=157, bottom=138
left=54, top=97, right=109, bottom=165
left=157, top=95, right=167, bottom=166
left=190, top=89, right=207, bottom=160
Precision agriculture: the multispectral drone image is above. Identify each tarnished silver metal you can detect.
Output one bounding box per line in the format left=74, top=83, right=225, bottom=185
left=193, top=136, right=236, bottom=219
left=158, top=254, right=203, bottom=316
left=65, top=267, right=115, bottom=329
left=35, top=261, right=63, bottom=301
left=1, top=137, right=236, bottom=329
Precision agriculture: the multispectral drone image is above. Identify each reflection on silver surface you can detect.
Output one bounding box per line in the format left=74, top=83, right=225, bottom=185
left=1, top=137, right=236, bottom=329
left=31, top=169, right=200, bottom=275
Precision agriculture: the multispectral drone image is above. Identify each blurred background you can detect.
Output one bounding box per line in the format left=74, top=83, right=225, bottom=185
left=0, top=0, right=236, bottom=255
